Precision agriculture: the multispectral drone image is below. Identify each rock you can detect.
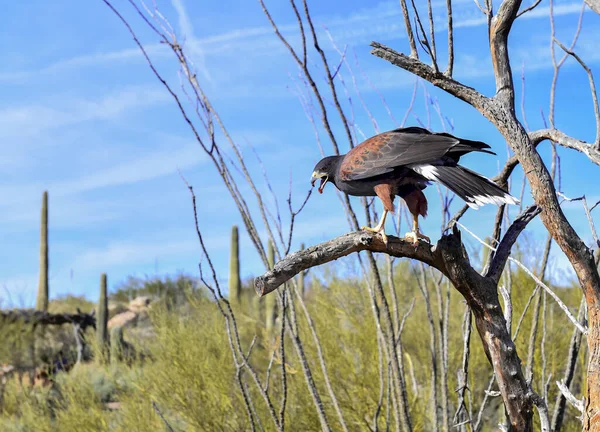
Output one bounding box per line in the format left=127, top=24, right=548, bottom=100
left=107, top=310, right=137, bottom=330
left=105, top=401, right=122, bottom=410
left=128, top=296, right=152, bottom=312
left=108, top=302, right=129, bottom=316
left=106, top=297, right=153, bottom=330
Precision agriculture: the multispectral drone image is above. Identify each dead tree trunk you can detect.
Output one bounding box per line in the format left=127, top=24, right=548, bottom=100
left=256, top=207, right=542, bottom=430
left=367, top=0, right=600, bottom=427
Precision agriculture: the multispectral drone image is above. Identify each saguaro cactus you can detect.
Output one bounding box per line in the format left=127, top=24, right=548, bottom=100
left=265, top=241, right=276, bottom=333
left=36, top=191, right=49, bottom=311
left=97, top=273, right=109, bottom=359
left=110, top=326, right=124, bottom=364
left=229, top=225, right=242, bottom=303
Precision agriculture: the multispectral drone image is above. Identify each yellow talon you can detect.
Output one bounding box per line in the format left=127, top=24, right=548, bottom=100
left=404, top=231, right=430, bottom=245
left=361, top=210, right=389, bottom=245
left=404, top=213, right=430, bottom=245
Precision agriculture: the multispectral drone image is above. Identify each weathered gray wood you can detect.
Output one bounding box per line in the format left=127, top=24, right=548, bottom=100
left=255, top=222, right=538, bottom=431
left=0, top=310, right=95, bottom=329
left=585, top=0, right=600, bottom=15
left=369, top=0, right=600, bottom=428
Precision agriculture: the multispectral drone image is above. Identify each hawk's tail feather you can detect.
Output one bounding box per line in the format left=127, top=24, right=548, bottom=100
left=413, top=164, right=519, bottom=209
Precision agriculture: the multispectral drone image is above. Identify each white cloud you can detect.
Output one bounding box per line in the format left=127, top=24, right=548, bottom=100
left=0, top=140, right=206, bottom=215
left=0, top=44, right=168, bottom=82
left=56, top=142, right=205, bottom=195
left=1, top=0, right=587, bottom=83
left=170, top=0, right=212, bottom=83
left=0, top=196, right=129, bottom=228
left=0, top=86, right=169, bottom=139
left=69, top=237, right=199, bottom=272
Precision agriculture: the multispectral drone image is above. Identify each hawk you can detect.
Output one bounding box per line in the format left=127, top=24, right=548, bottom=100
left=311, top=127, right=519, bottom=244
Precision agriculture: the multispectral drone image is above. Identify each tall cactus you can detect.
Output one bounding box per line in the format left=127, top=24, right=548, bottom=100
left=110, top=326, right=124, bottom=364
left=229, top=225, right=242, bottom=303
left=298, top=243, right=306, bottom=297
left=265, top=241, right=276, bottom=333
left=97, top=273, right=109, bottom=359
left=36, top=191, right=49, bottom=311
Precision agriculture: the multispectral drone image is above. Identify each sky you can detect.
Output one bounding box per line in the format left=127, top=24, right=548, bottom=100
left=1, top=0, right=599, bottom=305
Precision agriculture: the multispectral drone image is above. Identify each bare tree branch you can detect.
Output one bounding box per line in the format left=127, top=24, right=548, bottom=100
left=529, top=392, right=551, bottom=431
left=486, top=205, right=541, bottom=283
left=556, top=380, right=585, bottom=415
left=413, top=264, right=440, bottom=431
left=458, top=222, right=588, bottom=335
left=371, top=2, right=600, bottom=425
left=426, top=0, right=438, bottom=72
left=255, top=226, right=535, bottom=429
left=489, top=0, right=522, bottom=108
left=292, top=282, right=349, bottom=432
left=552, top=298, right=587, bottom=430
left=553, top=38, right=600, bottom=149
left=529, top=129, right=600, bottom=167
left=445, top=0, right=454, bottom=76
left=454, top=306, right=472, bottom=428
left=399, top=0, right=418, bottom=58
left=516, top=0, right=542, bottom=18
left=0, top=310, right=95, bottom=329
left=585, top=0, right=600, bottom=14
left=369, top=42, right=490, bottom=111
left=255, top=232, right=437, bottom=296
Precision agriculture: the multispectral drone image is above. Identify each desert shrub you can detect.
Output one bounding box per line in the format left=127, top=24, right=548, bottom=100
left=0, top=256, right=584, bottom=431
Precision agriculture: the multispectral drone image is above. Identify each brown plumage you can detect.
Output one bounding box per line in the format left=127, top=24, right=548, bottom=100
left=311, top=127, right=519, bottom=244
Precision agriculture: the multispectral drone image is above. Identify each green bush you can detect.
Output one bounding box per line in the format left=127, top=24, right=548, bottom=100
left=0, top=257, right=584, bottom=431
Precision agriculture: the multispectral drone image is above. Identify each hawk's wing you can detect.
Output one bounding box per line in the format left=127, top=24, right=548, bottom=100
left=338, top=127, right=492, bottom=181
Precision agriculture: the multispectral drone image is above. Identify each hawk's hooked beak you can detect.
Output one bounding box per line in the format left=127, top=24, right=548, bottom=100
left=311, top=171, right=328, bottom=194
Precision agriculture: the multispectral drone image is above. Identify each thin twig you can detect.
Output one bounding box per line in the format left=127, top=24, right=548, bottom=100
left=474, top=375, right=496, bottom=431
left=152, top=400, right=175, bottom=432
left=553, top=38, right=600, bottom=148
left=292, top=281, right=349, bottom=432
left=426, top=0, right=438, bottom=72
left=453, top=306, right=472, bottom=428
left=552, top=297, right=587, bottom=429
left=399, top=0, right=418, bottom=58
left=516, top=0, right=543, bottom=18
left=445, top=0, right=453, bottom=76
left=457, top=222, right=588, bottom=334
left=556, top=381, right=584, bottom=414
left=413, top=263, right=439, bottom=431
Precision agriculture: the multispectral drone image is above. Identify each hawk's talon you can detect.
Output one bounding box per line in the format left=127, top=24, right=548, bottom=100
left=361, top=226, right=389, bottom=246
left=361, top=225, right=379, bottom=233
left=360, top=209, right=389, bottom=246
left=404, top=231, right=430, bottom=246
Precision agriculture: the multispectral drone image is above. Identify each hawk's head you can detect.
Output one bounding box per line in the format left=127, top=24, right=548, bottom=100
left=311, top=156, right=340, bottom=194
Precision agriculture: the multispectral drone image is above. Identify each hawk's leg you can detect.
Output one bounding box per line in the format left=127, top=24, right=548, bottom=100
left=362, top=184, right=395, bottom=245
left=403, top=188, right=429, bottom=245
left=404, top=213, right=430, bottom=245
left=362, top=209, right=389, bottom=244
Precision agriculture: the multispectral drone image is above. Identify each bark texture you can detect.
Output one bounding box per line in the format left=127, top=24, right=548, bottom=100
left=369, top=1, right=600, bottom=427
left=255, top=225, right=537, bottom=429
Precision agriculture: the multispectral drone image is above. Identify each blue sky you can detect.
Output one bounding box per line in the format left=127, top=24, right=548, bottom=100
left=1, top=0, right=599, bottom=305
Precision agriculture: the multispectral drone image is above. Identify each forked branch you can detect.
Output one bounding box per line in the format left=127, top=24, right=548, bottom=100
left=255, top=225, right=536, bottom=429
left=369, top=42, right=490, bottom=112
